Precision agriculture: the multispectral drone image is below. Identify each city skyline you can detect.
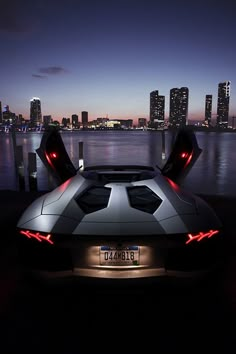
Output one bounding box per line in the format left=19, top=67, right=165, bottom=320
left=0, top=0, right=235, bottom=123
left=0, top=81, right=233, bottom=127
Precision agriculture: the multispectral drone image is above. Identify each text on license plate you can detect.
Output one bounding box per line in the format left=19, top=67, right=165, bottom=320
left=100, top=246, right=139, bottom=265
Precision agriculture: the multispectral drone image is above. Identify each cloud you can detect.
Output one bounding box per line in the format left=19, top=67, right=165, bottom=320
left=32, top=66, right=68, bottom=79
left=38, top=66, right=68, bottom=75
left=32, top=74, right=47, bottom=79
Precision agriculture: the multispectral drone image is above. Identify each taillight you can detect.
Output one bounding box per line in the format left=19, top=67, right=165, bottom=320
left=186, top=230, right=219, bottom=245
left=20, top=230, right=54, bottom=245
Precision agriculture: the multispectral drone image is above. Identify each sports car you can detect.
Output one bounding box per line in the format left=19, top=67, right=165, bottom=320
left=16, top=127, right=223, bottom=280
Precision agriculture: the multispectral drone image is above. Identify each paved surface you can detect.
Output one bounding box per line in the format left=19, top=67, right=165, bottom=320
left=0, top=190, right=235, bottom=354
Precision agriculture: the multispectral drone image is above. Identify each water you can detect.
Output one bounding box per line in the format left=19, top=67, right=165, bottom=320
left=0, top=130, right=236, bottom=196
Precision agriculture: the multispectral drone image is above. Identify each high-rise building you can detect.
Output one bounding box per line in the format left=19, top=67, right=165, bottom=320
left=149, top=90, right=165, bottom=129
left=2, top=104, right=15, bottom=124
left=43, top=115, right=52, bottom=126
left=18, top=114, right=24, bottom=124
left=205, top=95, right=212, bottom=126
left=169, top=87, right=189, bottom=128
left=30, top=97, right=42, bottom=125
left=216, top=81, right=230, bottom=128
left=72, top=114, right=79, bottom=127
left=0, top=101, right=2, bottom=124
left=138, top=118, right=147, bottom=128
left=81, top=111, right=88, bottom=127
left=62, top=117, right=70, bottom=127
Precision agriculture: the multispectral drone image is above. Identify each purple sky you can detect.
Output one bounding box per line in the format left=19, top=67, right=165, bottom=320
left=0, top=0, right=235, bottom=124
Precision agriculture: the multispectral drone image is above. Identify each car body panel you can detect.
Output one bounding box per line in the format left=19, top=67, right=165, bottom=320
left=16, top=127, right=223, bottom=280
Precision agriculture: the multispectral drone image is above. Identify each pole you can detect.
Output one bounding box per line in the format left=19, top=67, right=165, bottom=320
left=161, top=130, right=166, bottom=160
left=11, top=125, right=18, bottom=176
left=79, top=141, right=84, bottom=170
left=15, top=145, right=25, bottom=191
left=28, top=152, right=38, bottom=191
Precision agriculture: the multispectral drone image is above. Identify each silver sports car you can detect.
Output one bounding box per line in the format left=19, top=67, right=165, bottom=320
left=17, top=128, right=223, bottom=280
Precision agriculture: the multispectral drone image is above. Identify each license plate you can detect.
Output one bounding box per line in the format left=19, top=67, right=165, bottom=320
left=100, top=246, right=139, bottom=266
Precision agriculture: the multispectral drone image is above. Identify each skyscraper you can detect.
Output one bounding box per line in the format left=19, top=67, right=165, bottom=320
left=81, top=111, right=88, bottom=128
left=2, top=105, right=15, bottom=124
left=43, top=115, right=52, bottom=126
left=169, top=87, right=189, bottom=128
left=217, top=81, right=230, bottom=128
left=138, top=118, right=147, bottom=128
left=149, top=90, right=165, bottom=129
left=30, top=97, right=42, bottom=125
left=205, top=95, right=212, bottom=126
left=72, top=114, right=79, bottom=127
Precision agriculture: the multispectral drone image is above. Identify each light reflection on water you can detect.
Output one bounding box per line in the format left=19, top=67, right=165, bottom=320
left=0, top=130, right=236, bottom=196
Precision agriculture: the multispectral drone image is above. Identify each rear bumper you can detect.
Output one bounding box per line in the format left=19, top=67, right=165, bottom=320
left=17, top=230, right=224, bottom=280
left=23, top=264, right=220, bottom=280
left=18, top=240, right=224, bottom=279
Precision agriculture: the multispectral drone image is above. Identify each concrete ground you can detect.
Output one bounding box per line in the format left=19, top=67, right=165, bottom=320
left=0, top=190, right=235, bottom=354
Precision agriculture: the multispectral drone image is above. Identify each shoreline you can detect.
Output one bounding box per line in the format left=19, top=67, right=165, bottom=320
left=1, top=127, right=236, bottom=133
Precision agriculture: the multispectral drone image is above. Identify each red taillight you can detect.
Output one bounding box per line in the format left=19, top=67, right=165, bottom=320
left=20, top=230, right=54, bottom=245
left=186, top=230, right=219, bottom=245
